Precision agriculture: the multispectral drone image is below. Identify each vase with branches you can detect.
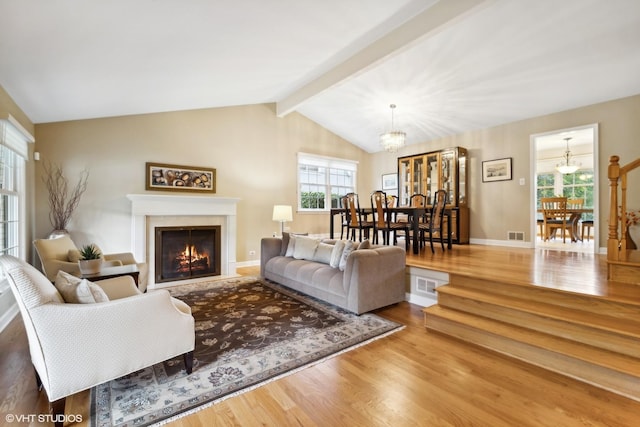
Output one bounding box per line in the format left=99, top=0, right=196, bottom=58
left=42, top=162, right=89, bottom=238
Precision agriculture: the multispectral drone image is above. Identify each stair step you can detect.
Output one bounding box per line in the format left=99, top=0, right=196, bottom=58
left=424, top=305, right=640, bottom=401
left=446, top=273, right=640, bottom=321
left=435, top=285, right=640, bottom=357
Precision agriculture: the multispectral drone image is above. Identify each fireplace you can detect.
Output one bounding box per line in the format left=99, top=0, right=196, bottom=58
left=155, top=226, right=221, bottom=283
left=127, top=194, right=239, bottom=289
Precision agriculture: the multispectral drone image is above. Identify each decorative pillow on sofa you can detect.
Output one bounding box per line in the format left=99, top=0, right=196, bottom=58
left=312, top=242, right=334, bottom=264
left=293, top=236, right=320, bottom=260
left=54, top=271, right=110, bottom=304
left=339, top=240, right=358, bottom=271
left=330, top=240, right=346, bottom=268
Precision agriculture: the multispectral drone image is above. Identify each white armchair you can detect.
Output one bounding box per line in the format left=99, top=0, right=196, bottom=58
left=33, top=235, right=149, bottom=291
left=0, top=255, right=194, bottom=427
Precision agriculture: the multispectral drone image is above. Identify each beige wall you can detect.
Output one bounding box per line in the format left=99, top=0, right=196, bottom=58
left=370, top=94, right=640, bottom=247
left=33, top=104, right=369, bottom=262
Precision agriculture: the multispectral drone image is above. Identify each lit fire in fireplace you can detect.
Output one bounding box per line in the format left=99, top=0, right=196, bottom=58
left=174, top=243, right=210, bottom=273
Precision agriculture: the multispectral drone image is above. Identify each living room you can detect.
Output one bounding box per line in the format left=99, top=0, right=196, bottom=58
left=2, top=1, right=640, bottom=425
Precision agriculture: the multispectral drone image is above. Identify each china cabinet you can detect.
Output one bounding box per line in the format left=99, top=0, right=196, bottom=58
left=398, top=147, right=469, bottom=243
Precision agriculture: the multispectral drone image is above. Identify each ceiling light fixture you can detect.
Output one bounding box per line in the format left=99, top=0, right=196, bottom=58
left=556, top=137, right=580, bottom=174
left=380, top=104, right=406, bottom=153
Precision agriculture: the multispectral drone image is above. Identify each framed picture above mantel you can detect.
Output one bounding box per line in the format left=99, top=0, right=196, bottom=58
left=146, top=162, right=216, bottom=193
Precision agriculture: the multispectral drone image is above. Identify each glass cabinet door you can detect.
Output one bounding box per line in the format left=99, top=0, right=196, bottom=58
left=425, top=153, right=439, bottom=205
left=412, top=155, right=425, bottom=196
left=398, top=158, right=411, bottom=206
left=440, top=150, right=457, bottom=206
left=458, top=149, right=467, bottom=206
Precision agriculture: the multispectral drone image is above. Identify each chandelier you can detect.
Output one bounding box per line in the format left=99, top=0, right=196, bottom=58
left=380, top=104, right=406, bottom=152
left=556, top=137, right=580, bottom=174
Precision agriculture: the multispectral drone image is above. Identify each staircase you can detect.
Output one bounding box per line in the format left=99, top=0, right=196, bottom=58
left=423, top=272, right=640, bottom=401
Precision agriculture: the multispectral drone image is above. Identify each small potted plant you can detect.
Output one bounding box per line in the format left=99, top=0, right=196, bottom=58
left=78, top=244, right=103, bottom=274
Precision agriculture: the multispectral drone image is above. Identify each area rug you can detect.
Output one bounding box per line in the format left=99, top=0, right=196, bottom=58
left=89, top=276, right=403, bottom=426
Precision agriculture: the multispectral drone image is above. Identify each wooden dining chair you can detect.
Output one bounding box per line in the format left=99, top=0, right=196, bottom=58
left=541, top=196, right=569, bottom=243
left=567, top=198, right=584, bottom=242
left=419, top=190, right=447, bottom=253
left=344, top=192, right=374, bottom=242
left=339, top=194, right=350, bottom=240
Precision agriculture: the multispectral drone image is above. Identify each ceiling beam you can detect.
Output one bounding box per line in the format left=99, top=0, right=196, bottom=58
left=276, top=0, right=491, bottom=117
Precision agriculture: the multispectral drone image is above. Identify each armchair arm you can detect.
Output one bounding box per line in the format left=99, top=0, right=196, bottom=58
left=30, top=290, right=195, bottom=401
left=42, top=259, right=80, bottom=281
left=260, top=238, right=283, bottom=277
left=104, top=252, right=137, bottom=265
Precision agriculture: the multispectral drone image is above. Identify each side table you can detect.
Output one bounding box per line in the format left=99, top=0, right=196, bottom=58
left=82, top=264, right=140, bottom=287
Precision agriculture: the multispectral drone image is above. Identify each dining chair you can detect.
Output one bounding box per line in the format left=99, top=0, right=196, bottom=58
left=344, top=192, right=374, bottom=242
left=370, top=191, right=407, bottom=246
left=567, top=198, right=584, bottom=242
left=339, top=195, right=350, bottom=240
left=541, top=197, right=569, bottom=243
left=419, top=189, right=447, bottom=253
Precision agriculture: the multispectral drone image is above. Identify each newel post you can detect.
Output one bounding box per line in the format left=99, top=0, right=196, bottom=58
left=608, top=155, right=622, bottom=261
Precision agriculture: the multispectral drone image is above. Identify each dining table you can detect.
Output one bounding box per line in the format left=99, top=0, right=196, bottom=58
left=329, top=206, right=452, bottom=254
left=538, top=208, right=593, bottom=242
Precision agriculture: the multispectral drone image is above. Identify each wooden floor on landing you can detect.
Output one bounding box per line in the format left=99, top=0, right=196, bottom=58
left=405, top=242, right=640, bottom=302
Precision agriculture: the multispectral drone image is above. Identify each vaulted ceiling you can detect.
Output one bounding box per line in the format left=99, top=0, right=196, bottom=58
left=1, top=0, right=639, bottom=153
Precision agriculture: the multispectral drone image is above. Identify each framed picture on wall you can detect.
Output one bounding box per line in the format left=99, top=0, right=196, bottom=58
left=382, top=173, right=398, bottom=190
left=146, top=162, right=216, bottom=193
left=482, top=158, right=512, bottom=182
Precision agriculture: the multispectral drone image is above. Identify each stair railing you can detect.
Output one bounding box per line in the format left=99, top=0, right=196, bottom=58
left=608, top=155, right=640, bottom=262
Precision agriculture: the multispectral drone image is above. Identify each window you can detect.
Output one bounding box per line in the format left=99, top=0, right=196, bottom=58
left=536, top=173, right=555, bottom=207
left=536, top=170, right=594, bottom=220
left=0, top=145, right=23, bottom=257
left=0, top=116, right=31, bottom=260
left=297, top=153, right=357, bottom=211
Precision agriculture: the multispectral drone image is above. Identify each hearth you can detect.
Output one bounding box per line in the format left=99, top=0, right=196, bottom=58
left=155, top=226, right=221, bottom=283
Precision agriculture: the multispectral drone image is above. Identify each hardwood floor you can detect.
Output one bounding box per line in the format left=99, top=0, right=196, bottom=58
left=2, top=248, right=640, bottom=426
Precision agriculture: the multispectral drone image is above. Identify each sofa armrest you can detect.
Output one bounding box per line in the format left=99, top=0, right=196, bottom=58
left=260, top=237, right=283, bottom=277
left=343, top=246, right=406, bottom=314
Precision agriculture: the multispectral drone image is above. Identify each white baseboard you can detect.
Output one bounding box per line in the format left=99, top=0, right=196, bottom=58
left=405, top=292, right=437, bottom=308
left=235, top=259, right=260, bottom=268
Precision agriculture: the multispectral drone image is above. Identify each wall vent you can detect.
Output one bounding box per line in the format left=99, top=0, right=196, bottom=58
left=507, top=231, right=525, bottom=241
left=416, top=277, right=438, bottom=295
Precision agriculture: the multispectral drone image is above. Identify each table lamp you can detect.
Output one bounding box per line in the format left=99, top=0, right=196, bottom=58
left=272, top=205, right=293, bottom=236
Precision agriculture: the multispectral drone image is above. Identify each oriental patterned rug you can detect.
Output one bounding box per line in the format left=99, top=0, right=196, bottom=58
left=89, top=276, right=403, bottom=426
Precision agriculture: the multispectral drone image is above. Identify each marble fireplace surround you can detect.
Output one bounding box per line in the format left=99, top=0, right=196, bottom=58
left=127, top=194, right=240, bottom=289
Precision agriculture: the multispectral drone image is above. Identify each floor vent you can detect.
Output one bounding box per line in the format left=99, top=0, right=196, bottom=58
left=508, top=231, right=525, bottom=241
left=416, top=277, right=438, bottom=295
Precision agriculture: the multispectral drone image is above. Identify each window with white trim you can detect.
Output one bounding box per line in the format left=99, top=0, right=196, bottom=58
left=0, top=116, right=30, bottom=259
left=297, top=153, right=357, bottom=211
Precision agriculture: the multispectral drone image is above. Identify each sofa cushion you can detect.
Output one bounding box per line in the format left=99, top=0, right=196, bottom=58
left=54, top=271, right=110, bottom=304
left=293, top=236, right=320, bottom=260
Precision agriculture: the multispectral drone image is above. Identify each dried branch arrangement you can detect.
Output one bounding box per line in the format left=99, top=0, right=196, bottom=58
left=42, top=162, right=89, bottom=231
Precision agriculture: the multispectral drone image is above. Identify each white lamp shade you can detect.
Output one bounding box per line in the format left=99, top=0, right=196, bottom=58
left=272, top=205, right=293, bottom=222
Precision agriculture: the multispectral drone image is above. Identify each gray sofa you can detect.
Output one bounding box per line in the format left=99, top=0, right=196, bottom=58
left=260, top=234, right=406, bottom=314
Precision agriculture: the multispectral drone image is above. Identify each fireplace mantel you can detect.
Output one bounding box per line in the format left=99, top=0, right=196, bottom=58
left=127, top=194, right=240, bottom=288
